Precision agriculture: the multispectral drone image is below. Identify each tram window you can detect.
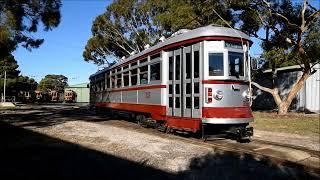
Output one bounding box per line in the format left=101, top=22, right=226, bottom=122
left=186, top=83, right=191, bottom=94
left=140, top=58, right=147, bottom=64
left=150, top=63, right=161, bottom=81
left=175, top=97, right=180, bottom=108
left=175, top=55, right=180, bottom=80
left=117, top=68, right=122, bottom=73
left=186, top=97, right=191, bottom=109
left=117, top=74, right=122, bottom=88
left=139, top=65, right=148, bottom=84
left=209, top=53, right=224, bottom=76
left=131, top=62, right=137, bottom=67
left=123, top=65, right=129, bottom=70
left=169, top=56, right=173, bottom=80
left=229, top=52, right=244, bottom=77
left=130, top=69, right=138, bottom=86
left=194, top=51, right=199, bottom=78
left=107, top=77, right=110, bottom=88
left=123, top=73, right=129, bottom=86
left=111, top=75, right=116, bottom=88
left=175, top=84, right=180, bottom=94
left=194, top=97, right=199, bottom=109
left=186, top=53, right=191, bottom=79
left=150, top=53, right=160, bottom=61
left=169, top=85, right=172, bottom=94
left=194, top=82, right=199, bottom=93
left=169, top=97, right=173, bottom=107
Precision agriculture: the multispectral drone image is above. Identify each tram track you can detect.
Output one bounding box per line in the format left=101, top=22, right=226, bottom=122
left=95, top=118, right=320, bottom=173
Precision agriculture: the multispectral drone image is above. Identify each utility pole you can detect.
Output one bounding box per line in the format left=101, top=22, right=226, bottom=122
left=3, top=71, right=6, bottom=102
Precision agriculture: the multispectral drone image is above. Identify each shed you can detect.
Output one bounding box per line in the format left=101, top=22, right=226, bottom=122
left=252, top=64, right=320, bottom=113
left=65, top=83, right=90, bottom=103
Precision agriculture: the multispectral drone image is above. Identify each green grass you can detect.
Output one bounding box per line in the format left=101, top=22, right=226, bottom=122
left=252, top=112, right=320, bottom=137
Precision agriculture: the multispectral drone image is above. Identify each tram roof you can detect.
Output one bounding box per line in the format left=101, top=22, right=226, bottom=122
left=90, top=25, right=250, bottom=79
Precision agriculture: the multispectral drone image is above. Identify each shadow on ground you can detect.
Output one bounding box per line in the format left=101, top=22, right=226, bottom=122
left=0, top=107, right=319, bottom=179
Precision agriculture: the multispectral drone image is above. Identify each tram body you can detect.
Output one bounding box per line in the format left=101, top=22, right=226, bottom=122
left=89, top=25, right=253, bottom=139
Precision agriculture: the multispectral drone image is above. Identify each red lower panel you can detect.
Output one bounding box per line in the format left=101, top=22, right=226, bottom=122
left=96, top=102, right=166, bottom=120
left=166, top=116, right=201, bottom=132
left=202, top=107, right=253, bottom=118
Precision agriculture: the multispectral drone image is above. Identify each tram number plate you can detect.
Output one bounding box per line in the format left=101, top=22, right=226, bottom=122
left=145, top=92, right=151, bottom=98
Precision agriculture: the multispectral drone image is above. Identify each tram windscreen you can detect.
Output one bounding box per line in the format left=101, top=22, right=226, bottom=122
left=228, top=52, right=244, bottom=77
left=209, top=53, right=224, bottom=76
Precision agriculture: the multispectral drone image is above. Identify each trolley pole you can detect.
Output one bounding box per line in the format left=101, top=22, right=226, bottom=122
left=3, top=71, right=6, bottom=102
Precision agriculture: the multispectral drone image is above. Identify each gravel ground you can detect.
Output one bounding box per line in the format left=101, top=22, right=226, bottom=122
left=24, top=120, right=212, bottom=173
left=253, top=130, right=320, bottom=151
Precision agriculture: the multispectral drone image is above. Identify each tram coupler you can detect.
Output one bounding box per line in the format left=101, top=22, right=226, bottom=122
left=236, top=126, right=253, bottom=141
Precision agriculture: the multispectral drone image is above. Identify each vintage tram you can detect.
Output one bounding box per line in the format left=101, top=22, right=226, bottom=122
left=89, top=25, right=253, bottom=140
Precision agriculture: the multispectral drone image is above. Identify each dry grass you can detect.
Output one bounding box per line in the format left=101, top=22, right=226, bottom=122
left=252, top=112, right=320, bottom=137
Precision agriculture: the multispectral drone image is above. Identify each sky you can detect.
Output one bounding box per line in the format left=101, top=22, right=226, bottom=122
left=12, top=0, right=319, bottom=85
left=13, top=0, right=111, bottom=85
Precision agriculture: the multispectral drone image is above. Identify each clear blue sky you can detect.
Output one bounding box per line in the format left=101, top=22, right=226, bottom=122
left=13, top=0, right=317, bottom=85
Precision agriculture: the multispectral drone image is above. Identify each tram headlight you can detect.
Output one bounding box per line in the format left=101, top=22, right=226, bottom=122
left=214, top=90, right=223, bottom=100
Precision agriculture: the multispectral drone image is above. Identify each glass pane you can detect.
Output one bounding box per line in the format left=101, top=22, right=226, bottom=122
left=186, top=83, right=191, bottom=94
left=131, top=62, right=137, bottom=67
left=140, top=73, right=148, bottom=84
left=150, top=63, right=161, bottom=81
left=194, top=82, right=199, bottom=93
left=107, top=77, right=110, bottom=88
left=140, top=58, right=147, bottom=64
left=169, top=85, right=172, bottom=94
left=229, top=52, right=244, bottom=76
left=139, top=65, right=148, bottom=73
left=194, top=51, right=199, bottom=78
left=175, top=97, right=180, bottom=108
left=209, top=53, right=224, bottom=76
left=151, top=53, right=160, bottom=60
left=175, top=55, right=180, bottom=80
left=131, top=69, right=137, bottom=75
left=123, top=65, right=129, bottom=70
left=186, top=97, right=191, bottom=109
left=169, top=97, right=173, bottom=107
left=124, top=75, right=129, bottom=86
left=169, top=56, right=173, bottom=80
left=186, top=53, right=191, bottom=79
left=131, top=75, right=137, bottom=86
left=194, top=97, right=199, bottom=109
left=175, top=84, right=180, bottom=94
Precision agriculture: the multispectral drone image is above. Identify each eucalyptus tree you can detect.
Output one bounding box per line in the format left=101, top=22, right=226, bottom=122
left=239, top=0, right=319, bottom=114
left=0, top=0, right=61, bottom=59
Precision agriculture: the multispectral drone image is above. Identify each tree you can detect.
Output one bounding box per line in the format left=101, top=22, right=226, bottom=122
left=37, top=74, right=68, bottom=92
left=83, top=0, right=237, bottom=65
left=0, top=55, right=37, bottom=97
left=239, top=0, right=320, bottom=114
left=0, top=0, right=61, bottom=59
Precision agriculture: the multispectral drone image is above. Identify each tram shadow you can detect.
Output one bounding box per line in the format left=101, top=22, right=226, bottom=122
left=0, top=120, right=173, bottom=179
left=0, top=120, right=318, bottom=179
left=178, top=151, right=319, bottom=180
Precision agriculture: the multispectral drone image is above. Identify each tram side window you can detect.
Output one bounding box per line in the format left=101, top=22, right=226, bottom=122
left=186, top=53, right=191, bottom=79
left=111, top=75, right=116, bottom=88
left=117, top=74, right=122, bottom=88
left=209, top=53, right=224, bottom=76
left=229, top=52, right=244, bottom=77
left=150, top=63, right=161, bottom=81
left=175, top=55, right=180, bottom=80
left=169, top=56, right=173, bottom=80
left=106, top=75, right=110, bottom=88
left=139, top=65, right=148, bottom=84
left=123, top=72, right=129, bottom=86
left=130, top=69, right=138, bottom=86
left=194, top=51, right=199, bottom=78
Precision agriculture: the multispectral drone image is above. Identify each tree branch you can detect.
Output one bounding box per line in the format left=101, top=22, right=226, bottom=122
left=251, top=81, right=274, bottom=94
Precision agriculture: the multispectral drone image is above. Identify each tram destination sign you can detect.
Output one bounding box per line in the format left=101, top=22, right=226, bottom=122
left=225, top=42, right=243, bottom=49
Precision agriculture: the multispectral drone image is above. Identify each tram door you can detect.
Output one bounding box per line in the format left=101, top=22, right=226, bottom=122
left=167, top=44, right=201, bottom=118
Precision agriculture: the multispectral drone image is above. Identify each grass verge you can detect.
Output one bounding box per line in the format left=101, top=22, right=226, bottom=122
left=252, top=112, right=319, bottom=137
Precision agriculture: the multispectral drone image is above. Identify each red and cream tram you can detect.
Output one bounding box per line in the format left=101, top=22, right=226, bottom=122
left=89, top=25, right=253, bottom=140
